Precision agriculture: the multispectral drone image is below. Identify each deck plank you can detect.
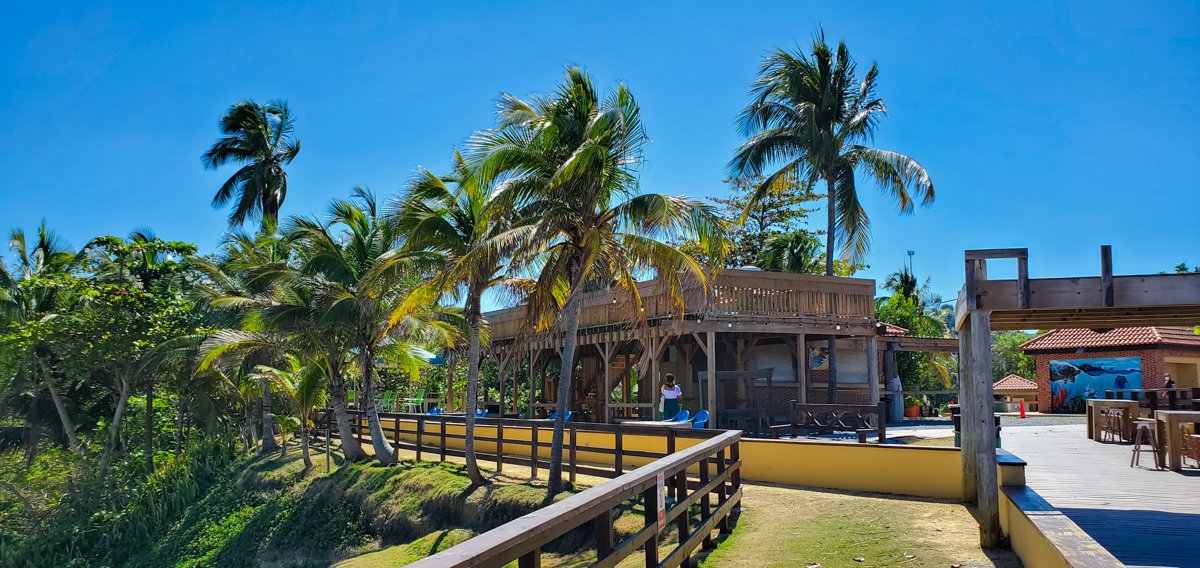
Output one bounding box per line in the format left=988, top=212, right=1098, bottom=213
left=1003, top=424, right=1200, bottom=568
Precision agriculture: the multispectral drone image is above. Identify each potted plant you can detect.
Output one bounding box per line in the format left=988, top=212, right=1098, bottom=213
left=904, top=395, right=922, bottom=418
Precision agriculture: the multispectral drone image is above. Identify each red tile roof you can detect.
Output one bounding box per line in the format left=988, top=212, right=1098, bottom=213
left=876, top=322, right=910, bottom=336
left=993, top=374, right=1037, bottom=392
left=1020, top=327, right=1200, bottom=352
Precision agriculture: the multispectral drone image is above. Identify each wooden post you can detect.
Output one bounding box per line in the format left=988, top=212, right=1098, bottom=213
left=967, top=307, right=1001, bottom=548
left=958, top=306, right=978, bottom=503
left=796, top=333, right=807, bottom=404
left=867, top=335, right=880, bottom=406
left=568, top=424, right=577, bottom=484
left=530, top=423, right=539, bottom=478
left=602, top=341, right=612, bottom=424
left=642, top=485, right=659, bottom=567
left=416, top=417, right=423, bottom=462
left=615, top=428, right=624, bottom=475
left=699, top=457, right=713, bottom=549
left=1100, top=245, right=1114, bottom=307
left=594, top=509, right=614, bottom=558
left=527, top=350, right=535, bottom=419
left=439, top=418, right=446, bottom=462
left=707, top=331, right=717, bottom=427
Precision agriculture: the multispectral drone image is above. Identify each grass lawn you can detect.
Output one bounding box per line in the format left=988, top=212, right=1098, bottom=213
left=698, top=483, right=1021, bottom=568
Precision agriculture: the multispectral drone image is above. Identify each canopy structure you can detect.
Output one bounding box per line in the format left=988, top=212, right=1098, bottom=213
left=954, top=246, right=1200, bottom=548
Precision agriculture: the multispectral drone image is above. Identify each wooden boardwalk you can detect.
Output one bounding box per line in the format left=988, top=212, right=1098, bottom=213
left=1003, top=423, right=1199, bottom=568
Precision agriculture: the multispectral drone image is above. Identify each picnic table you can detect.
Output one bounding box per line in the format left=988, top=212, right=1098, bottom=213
left=1086, top=398, right=1139, bottom=441
left=620, top=419, right=694, bottom=429
left=1153, top=410, right=1200, bottom=472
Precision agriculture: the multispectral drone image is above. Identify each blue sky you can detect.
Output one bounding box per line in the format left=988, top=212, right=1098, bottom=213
left=1, top=1, right=1198, bottom=304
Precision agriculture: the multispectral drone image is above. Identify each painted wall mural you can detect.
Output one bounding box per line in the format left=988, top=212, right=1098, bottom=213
left=1048, top=356, right=1142, bottom=413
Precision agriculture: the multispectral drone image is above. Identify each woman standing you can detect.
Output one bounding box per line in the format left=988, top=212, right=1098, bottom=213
left=660, top=374, right=682, bottom=420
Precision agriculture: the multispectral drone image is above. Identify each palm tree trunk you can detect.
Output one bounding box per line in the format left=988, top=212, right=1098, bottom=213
left=547, top=291, right=583, bottom=498
left=145, top=381, right=155, bottom=473
left=463, top=292, right=485, bottom=485
left=327, top=363, right=366, bottom=461
left=176, top=391, right=186, bottom=458
left=300, top=418, right=313, bottom=468
left=99, top=374, right=132, bottom=479
left=242, top=402, right=256, bottom=452
left=361, top=345, right=397, bottom=465
left=39, top=358, right=80, bottom=450
left=260, top=381, right=279, bottom=453
left=825, top=177, right=839, bottom=403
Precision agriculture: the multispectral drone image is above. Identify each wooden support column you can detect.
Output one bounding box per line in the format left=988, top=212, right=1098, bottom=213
left=796, top=333, right=807, bottom=404
left=966, top=307, right=1001, bottom=548
left=600, top=341, right=612, bottom=423
left=527, top=350, right=536, bottom=419
left=867, top=335, right=880, bottom=406
left=706, top=331, right=717, bottom=426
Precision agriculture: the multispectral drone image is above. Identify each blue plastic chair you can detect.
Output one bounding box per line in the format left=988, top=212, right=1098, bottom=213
left=691, top=410, right=710, bottom=429
left=427, top=407, right=442, bottom=415
left=666, top=409, right=690, bottom=423
left=546, top=410, right=573, bottom=422
left=475, top=408, right=488, bottom=418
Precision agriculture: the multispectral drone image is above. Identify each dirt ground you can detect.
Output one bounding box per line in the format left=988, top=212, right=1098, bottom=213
left=698, top=483, right=1022, bottom=568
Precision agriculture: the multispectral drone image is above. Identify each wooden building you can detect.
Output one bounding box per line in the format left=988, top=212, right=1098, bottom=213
left=479, top=269, right=885, bottom=428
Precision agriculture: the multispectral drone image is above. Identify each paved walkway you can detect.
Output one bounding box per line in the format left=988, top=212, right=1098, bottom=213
left=1002, top=423, right=1199, bottom=568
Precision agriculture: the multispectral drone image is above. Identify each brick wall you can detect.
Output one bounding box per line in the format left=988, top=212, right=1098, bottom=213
left=1032, top=348, right=1165, bottom=412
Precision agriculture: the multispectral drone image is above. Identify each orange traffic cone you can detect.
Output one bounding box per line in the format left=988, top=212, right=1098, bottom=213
left=1019, top=398, right=1026, bottom=419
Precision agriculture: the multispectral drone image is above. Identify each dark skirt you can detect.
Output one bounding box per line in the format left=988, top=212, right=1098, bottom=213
left=662, top=399, right=681, bottom=420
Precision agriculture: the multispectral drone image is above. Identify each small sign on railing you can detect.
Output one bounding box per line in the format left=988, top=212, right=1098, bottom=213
left=656, top=472, right=666, bottom=532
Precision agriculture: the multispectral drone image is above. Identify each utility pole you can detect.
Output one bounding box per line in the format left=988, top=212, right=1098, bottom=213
left=907, top=250, right=915, bottom=273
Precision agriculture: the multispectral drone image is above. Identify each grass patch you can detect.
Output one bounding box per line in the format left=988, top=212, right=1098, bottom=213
left=124, top=453, right=579, bottom=568
left=333, top=528, right=476, bottom=567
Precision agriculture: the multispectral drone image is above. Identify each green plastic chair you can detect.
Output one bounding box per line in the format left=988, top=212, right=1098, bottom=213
left=381, top=390, right=397, bottom=412
left=347, top=390, right=356, bottom=408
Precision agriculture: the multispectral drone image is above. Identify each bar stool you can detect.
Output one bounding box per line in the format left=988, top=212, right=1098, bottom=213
left=1130, top=420, right=1163, bottom=469
left=1100, top=409, right=1123, bottom=442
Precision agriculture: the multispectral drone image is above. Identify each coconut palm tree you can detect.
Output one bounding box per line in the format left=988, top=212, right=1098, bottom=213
left=202, top=99, right=301, bottom=229
left=472, top=67, right=727, bottom=497
left=0, top=222, right=81, bottom=449
left=393, top=150, right=529, bottom=484
left=289, top=188, right=456, bottom=465
left=251, top=354, right=327, bottom=468
left=758, top=231, right=824, bottom=274
left=730, top=31, right=934, bottom=400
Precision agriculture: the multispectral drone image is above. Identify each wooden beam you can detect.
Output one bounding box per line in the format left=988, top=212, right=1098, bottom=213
left=964, top=248, right=1028, bottom=260
left=976, top=273, right=1200, bottom=311
left=876, top=336, right=961, bottom=353
left=1016, top=256, right=1030, bottom=310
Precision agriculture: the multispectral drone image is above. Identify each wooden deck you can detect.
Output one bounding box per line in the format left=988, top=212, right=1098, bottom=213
left=1003, top=423, right=1199, bottom=568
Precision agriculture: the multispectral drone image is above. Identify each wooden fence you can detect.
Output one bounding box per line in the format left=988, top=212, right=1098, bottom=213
left=321, top=409, right=743, bottom=567
left=324, top=409, right=729, bottom=481
left=408, top=429, right=742, bottom=568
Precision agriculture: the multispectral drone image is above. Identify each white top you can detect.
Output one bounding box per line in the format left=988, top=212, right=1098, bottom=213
left=661, top=384, right=682, bottom=400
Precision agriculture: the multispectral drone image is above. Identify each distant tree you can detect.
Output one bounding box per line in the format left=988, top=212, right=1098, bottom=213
left=1174, top=262, right=1200, bottom=273
left=202, top=100, right=301, bottom=230
left=991, top=331, right=1036, bottom=382
left=758, top=231, right=823, bottom=274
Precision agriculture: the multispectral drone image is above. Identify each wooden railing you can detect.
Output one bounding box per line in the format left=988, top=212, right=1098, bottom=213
left=768, top=398, right=890, bottom=443
left=407, top=429, right=742, bottom=568
left=324, top=409, right=727, bottom=481
left=1105, top=388, right=1199, bottom=412
left=484, top=269, right=875, bottom=340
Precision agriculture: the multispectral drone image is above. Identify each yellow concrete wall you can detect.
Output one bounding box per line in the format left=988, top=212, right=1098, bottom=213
left=999, top=490, right=1070, bottom=568
left=371, top=418, right=961, bottom=499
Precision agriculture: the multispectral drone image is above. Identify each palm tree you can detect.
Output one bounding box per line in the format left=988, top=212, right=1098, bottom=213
left=758, top=231, right=824, bottom=274
left=0, top=222, right=81, bottom=449
left=290, top=188, right=456, bottom=465
left=394, top=150, right=528, bottom=485
left=202, top=100, right=301, bottom=229
left=731, top=31, right=935, bottom=400
left=472, top=68, right=727, bottom=497
left=251, top=354, right=327, bottom=468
